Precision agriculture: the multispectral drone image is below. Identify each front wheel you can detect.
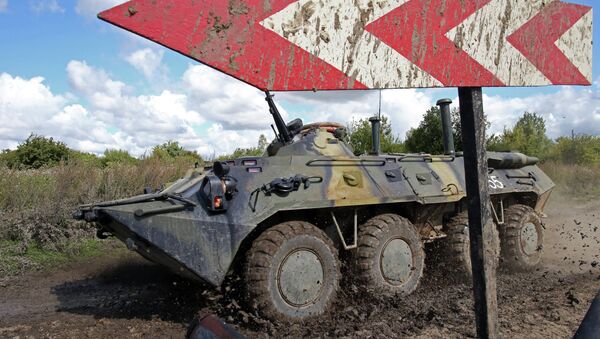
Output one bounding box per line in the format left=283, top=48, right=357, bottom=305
left=245, top=221, right=340, bottom=321
left=353, top=214, right=425, bottom=297
left=500, top=204, right=544, bottom=271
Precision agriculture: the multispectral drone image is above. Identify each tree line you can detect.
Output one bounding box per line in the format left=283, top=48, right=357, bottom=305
left=1, top=107, right=598, bottom=170
left=0, top=134, right=270, bottom=170
left=347, top=108, right=599, bottom=165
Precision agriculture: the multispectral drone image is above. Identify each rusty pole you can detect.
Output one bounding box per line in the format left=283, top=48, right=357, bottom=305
left=458, top=87, right=499, bottom=339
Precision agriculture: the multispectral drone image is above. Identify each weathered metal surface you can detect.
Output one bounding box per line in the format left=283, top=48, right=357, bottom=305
left=520, top=222, right=541, bottom=256
left=380, top=238, right=413, bottom=284
left=99, top=0, right=592, bottom=90
left=459, top=87, right=499, bottom=338
left=76, top=110, right=555, bottom=286
left=277, top=249, right=325, bottom=306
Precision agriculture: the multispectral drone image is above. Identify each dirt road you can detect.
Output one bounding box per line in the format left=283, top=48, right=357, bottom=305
left=1, top=196, right=598, bottom=338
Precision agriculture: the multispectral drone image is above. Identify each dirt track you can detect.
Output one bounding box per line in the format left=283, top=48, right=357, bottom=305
left=1, top=196, right=599, bottom=338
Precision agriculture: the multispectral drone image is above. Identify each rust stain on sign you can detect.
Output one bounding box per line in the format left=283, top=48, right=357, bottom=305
left=99, top=0, right=593, bottom=91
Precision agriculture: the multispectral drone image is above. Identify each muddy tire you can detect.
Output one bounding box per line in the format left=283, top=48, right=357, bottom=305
left=439, top=212, right=500, bottom=281
left=500, top=204, right=544, bottom=271
left=245, top=221, right=340, bottom=321
left=354, top=214, right=424, bottom=297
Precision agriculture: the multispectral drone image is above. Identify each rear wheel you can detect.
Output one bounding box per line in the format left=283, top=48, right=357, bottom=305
left=245, top=221, right=340, bottom=321
left=439, top=212, right=500, bottom=281
left=500, top=204, right=544, bottom=270
left=353, top=214, right=424, bottom=296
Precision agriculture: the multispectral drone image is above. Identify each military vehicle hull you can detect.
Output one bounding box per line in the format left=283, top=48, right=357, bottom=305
left=75, top=97, right=554, bottom=321
left=77, top=150, right=553, bottom=285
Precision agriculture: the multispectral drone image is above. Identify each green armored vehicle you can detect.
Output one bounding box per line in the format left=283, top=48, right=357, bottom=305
left=75, top=94, right=554, bottom=321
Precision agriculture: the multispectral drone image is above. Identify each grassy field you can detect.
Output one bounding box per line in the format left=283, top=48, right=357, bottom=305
left=0, top=158, right=193, bottom=278
left=539, top=161, right=600, bottom=199
left=0, top=159, right=597, bottom=278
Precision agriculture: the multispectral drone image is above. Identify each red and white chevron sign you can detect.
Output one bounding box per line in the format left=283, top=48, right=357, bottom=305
left=100, top=0, right=593, bottom=90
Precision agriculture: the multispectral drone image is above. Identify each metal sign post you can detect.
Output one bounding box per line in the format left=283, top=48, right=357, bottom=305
left=459, top=87, right=498, bottom=338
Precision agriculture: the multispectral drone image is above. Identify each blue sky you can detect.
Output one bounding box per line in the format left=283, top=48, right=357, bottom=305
left=0, top=0, right=598, bottom=156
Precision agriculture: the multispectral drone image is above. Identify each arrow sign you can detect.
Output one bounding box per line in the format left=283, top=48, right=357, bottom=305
left=99, top=0, right=592, bottom=90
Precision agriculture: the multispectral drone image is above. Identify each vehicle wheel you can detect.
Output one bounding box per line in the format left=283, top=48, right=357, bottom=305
left=500, top=204, right=544, bottom=271
left=245, top=221, right=340, bottom=321
left=354, top=214, right=424, bottom=296
left=439, top=212, right=500, bottom=281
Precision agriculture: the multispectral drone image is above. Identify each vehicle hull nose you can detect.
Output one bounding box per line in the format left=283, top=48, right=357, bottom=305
left=91, top=202, right=252, bottom=287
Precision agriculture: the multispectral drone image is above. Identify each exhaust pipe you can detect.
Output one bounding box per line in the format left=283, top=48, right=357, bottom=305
left=369, top=116, right=381, bottom=155
left=436, top=98, right=455, bottom=156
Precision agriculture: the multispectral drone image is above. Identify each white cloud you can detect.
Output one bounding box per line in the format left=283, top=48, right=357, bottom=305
left=65, top=61, right=210, bottom=154
left=279, top=84, right=600, bottom=141
left=125, top=48, right=165, bottom=79
left=0, top=0, right=7, bottom=13
left=3, top=58, right=598, bottom=159
left=75, top=0, right=126, bottom=18
left=279, top=89, right=434, bottom=140
left=0, top=67, right=290, bottom=156
left=196, top=124, right=270, bottom=158
left=183, top=65, right=284, bottom=131
left=30, top=0, right=64, bottom=13
left=0, top=73, right=117, bottom=152
left=67, top=60, right=128, bottom=110
left=482, top=86, right=600, bottom=138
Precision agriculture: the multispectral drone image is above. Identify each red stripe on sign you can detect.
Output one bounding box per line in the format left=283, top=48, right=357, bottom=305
left=98, top=0, right=366, bottom=91
left=507, top=2, right=591, bottom=85
left=366, top=0, right=504, bottom=87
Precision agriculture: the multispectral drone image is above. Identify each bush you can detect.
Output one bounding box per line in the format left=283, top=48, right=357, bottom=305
left=152, top=141, right=202, bottom=164
left=546, top=135, right=600, bottom=165
left=405, top=106, right=463, bottom=154
left=101, top=149, right=138, bottom=167
left=540, top=161, right=600, bottom=198
left=7, top=134, right=71, bottom=169
left=487, top=112, right=552, bottom=158
left=69, top=150, right=101, bottom=167
left=0, top=158, right=194, bottom=253
left=216, top=134, right=269, bottom=161
left=347, top=116, right=405, bottom=155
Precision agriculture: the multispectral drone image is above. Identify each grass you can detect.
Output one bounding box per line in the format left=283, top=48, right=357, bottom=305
left=0, top=158, right=597, bottom=278
left=539, top=161, right=600, bottom=199
left=0, top=158, right=193, bottom=278
left=0, top=238, right=127, bottom=278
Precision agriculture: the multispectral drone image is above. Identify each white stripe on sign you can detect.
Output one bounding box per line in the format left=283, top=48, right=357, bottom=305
left=261, top=0, right=442, bottom=89
left=555, top=10, right=593, bottom=84
left=446, top=0, right=552, bottom=86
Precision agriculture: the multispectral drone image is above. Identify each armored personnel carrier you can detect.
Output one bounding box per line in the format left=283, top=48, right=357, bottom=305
left=75, top=94, right=554, bottom=321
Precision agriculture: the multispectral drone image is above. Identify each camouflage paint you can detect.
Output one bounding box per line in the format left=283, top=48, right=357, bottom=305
left=77, top=127, right=554, bottom=286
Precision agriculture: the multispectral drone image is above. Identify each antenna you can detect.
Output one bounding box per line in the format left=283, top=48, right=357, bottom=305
left=378, top=90, right=382, bottom=119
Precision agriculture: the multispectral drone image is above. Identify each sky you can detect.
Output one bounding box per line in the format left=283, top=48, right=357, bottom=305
left=0, top=0, right=599, bottom=157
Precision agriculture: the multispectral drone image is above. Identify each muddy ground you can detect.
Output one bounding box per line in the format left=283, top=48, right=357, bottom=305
left=1, top=195, right=599, bottom=338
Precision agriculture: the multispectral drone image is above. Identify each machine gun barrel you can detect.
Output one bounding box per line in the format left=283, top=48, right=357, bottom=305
left=265, top=91, right=292, bottom=143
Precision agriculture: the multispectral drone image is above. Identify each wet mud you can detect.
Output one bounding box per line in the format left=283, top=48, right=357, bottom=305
left=1, top=196, right=598, bottom=338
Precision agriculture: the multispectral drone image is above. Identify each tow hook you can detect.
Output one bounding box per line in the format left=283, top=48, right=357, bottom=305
left=96, top=229, right=112, bottom=239
left=125, top=238, right=138, bottom=251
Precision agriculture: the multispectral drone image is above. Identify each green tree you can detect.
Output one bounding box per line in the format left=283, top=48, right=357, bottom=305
left=404, top=106, right=463, bottom=154
left=9, top=134, right=71, bottom=169
left=101, top=149, right=138, bottom=167
left=547, top=134, right=600, bottom=165
left=487, top=112, right=552, bottom=158
left=347, top=116, right=405, bottom=155
left=216, top=134, right=269, bottom=160
left=69, top=150, right=101, bottom=167
left=258, top=134, right=268, bottom=150
left=0, top=149, right=17, bottom=168
left=152, top=141, right=201, bottom=163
